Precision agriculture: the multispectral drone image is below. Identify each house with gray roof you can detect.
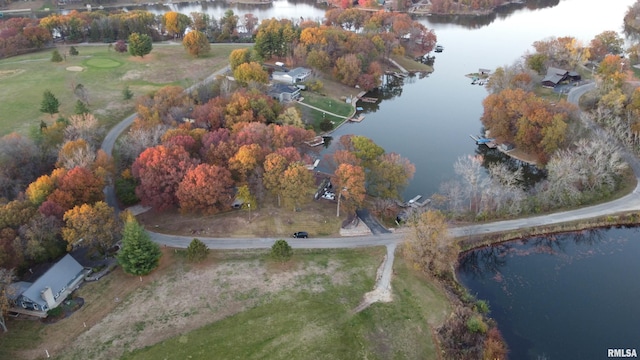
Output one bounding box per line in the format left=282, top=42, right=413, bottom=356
left=272, top=67, right=312, bottom=84
left=7, top=254, right=88, bottom=316
left=268, top=83, right=301, bottom=102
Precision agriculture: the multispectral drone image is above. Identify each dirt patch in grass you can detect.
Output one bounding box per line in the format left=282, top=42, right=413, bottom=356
left=65, top=66, right=84, bottom=72
left=0, top=69, right=25, bottom=79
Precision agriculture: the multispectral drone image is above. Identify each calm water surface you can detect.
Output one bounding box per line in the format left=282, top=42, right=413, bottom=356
left=457, top=227, right=640, bottom=359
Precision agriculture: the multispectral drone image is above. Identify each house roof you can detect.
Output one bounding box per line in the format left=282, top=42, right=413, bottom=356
left=542, top=67, right=569, bottom=85
left=288, top=67, right=311, bottom=78
left=19, top=254, right=84, bottom=306
left=270, top=83, right=300, bottom=94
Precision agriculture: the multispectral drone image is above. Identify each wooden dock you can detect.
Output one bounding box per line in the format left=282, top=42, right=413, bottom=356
left=359, top=97, right=378, bottom=103
left=350, top=115, right=365, bottom=122
left=304, top=136, right=325, bottom=147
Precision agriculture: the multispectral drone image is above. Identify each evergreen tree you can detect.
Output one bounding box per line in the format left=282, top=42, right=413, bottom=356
left=117, top=215, right=162, bottom=275
left=74, top=100, right=90, bottom=114
left=271, top=239, right=292, bottom=262
left=51, top=50, right=63, bottom=62
left=122, top=85, right=133, bottom=100
left=40, top=90, right=60, bottom=117
left=186, top=238, right=209, bottom=262
left=128, top=32, right=153, bottom=58
left=69, top=46, right=79, bottom=56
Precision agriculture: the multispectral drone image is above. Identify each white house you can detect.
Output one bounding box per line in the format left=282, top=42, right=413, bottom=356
left=7, top=254, right=88, bottom=316
left=272, top=67, right=312, bottom=84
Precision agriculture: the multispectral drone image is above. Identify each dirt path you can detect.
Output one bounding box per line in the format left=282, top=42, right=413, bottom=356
left=354, top=242, right=396, bottom=312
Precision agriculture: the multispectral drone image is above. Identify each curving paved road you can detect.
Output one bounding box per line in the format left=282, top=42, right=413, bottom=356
left=103, top=78, right=640, bottom=250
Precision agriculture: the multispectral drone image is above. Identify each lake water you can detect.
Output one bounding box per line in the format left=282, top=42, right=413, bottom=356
left=139, top=0, right=633, bottom=199
left=457, top=227, right=640, bottom=360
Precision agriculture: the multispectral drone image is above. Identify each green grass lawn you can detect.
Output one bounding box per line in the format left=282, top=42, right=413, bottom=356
left=0, top=44, right=247, bottom=137
left=121, top=250, right=450, bottom=360
left=297, top=92, right=354, bottom=131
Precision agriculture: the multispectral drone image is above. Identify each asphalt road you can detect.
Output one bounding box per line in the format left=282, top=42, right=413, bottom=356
left=103, top=77, right=640, bottom=250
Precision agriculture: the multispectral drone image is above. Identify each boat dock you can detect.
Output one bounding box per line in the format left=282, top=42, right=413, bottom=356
left=469, top=134, right=497, bottom=149
left=359, top=97, right=379, bottom=103
left=349, top=114, right=365, bottom=122
left=304, top=136, right=325, bottom=147
left=397, top=195, right=431, bottom=208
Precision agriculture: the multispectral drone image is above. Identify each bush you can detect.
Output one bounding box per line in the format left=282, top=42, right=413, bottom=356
left=466, top=316, right=488, bottom=334
left=47, top=306, right=63, bottom=318
left=114, top=40, right=128, bottom=53
left=186, top=238, right=209, bottom=262
left=319, top=118, right=334, bottom=132
left=307, top=79, right=323, bottom=92
left=122, top=85, right=133, bottom=100
left=69, top=46, right=79, bottom=56
left=271, top=239, right=292, bottom=262
left=115, top=177, right=139, bottom=206
left=475, top=300, right=490, bottom=314
left=51, top=50, right=63, bottom=62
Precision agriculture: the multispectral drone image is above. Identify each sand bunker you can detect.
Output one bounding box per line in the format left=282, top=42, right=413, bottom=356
left=66, top=66, right=84, bottom=72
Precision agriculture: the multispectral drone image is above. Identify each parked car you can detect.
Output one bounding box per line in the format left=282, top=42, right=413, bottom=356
left=293, top=231, right=308, bottom=238
left=322, top=192, right=335, bottom=200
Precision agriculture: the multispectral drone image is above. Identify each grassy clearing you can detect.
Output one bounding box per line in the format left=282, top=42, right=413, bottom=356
left=120, top=250, right=450, bottom=360
left=391, top=55, right=434, bottom=73
left=137, top=198, right=344, bottom=238
left=0, top=43, right=248, bottom=137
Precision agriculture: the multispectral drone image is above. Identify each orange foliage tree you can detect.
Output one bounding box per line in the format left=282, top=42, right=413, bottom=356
left=176, top=164, right=234, bottom=214
left=182, top=29, right=210, bottom=57
left=132, top=145, right=198, bottom=210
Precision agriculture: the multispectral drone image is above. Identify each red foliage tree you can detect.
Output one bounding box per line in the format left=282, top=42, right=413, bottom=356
left=176, top=164, right=234, bottom=214
left=132, top=145, right=198, bottom=210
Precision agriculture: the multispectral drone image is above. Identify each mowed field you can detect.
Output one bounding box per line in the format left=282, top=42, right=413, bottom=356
left=0, top=247, right=450, bottom=360
left=0, top=43, right=249, bottom=136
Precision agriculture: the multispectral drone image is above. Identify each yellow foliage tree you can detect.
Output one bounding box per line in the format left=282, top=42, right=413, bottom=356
left=182, top=30, right=210, bottom=57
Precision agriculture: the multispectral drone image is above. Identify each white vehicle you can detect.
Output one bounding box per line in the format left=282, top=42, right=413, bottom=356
left=322, top=192, right=335, bottom=200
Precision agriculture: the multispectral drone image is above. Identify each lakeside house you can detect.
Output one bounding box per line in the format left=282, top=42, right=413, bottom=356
left=268, top=83, right=301, bottom=102
left=541, top=67, right=581, bottom=88
left=272, top=67, right=312, bottom=84
left=7, top=254, right=88, bottom=317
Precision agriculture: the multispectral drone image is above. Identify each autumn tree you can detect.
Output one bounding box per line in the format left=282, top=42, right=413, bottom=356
left=163, top=11, right=192, bottom=38
left=176, top=164, right=234, bottom=214
left=128, top=32, right=153, bottom=58
left=228, top=143, right=263, bottom=181
left=277, top=107, right=304, bottom=128
left=233, top=62, right=269, bottom=86
left=15, top=213, right=65, bottom=264
left=589, top=30, right=624, bottom=62
left=282, top=163, right=314, bottom=211
left=132, top=145, right=198, bottom=210
left=57, top=139, right=95, bottom=170
left=334, top=54, right=362, bottom=87
left=62, top=201, right=121, bottom=253
left=186, top=238, right=209, bottom=262
left=333, top=163, right=366, bottom=217
left=263, top=153, right=289, bottom=206
left=403, top=210, right=459, bottom=278
left=0, top=133, right=49, bottom=201
left=117, top=214, right=161, bottom=276
left=26, top=175, right=56, bottom=206
left=40, top=90, right=60, bottom=117
left=369, top=153, right=416, bottom=200
left=47, top=166, right=104, bottom=210
left=229, top=48, right=252, bottom=71
left=183, top=29, right=210, bottom=57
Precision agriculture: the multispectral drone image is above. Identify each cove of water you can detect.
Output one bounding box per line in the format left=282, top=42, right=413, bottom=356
left=457, top=227, right=640, bottom=360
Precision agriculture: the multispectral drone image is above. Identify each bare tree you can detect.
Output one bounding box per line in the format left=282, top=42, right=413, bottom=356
left=116, top=124, right=168, bottom=168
